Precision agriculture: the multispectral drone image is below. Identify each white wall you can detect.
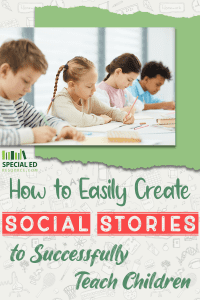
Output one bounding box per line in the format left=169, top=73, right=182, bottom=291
left=147, top=28, right=175, bottom=102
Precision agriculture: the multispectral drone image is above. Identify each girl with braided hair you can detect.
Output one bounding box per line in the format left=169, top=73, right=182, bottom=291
left=48, top=56, right=135, bottom=127
left=96, top=53, right=144, bottom=115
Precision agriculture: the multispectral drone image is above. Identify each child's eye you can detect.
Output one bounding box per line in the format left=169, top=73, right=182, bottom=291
left=24, top=79, right=29, bottom=84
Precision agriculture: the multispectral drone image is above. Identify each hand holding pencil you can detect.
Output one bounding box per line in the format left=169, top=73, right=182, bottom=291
left=123, top=113, right=134, bottom=124
left=32, top=126, right=57, bottom=143
left=123, top=96, right=139, bottom=124
left=31, top=111, right=85, bottom=143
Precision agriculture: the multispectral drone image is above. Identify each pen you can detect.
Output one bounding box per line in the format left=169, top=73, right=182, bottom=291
left=134, top=124, right=149, bottom=130
left=125, top=96, right=138, bottom=120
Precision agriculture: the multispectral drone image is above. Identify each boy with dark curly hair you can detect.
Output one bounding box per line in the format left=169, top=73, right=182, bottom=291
left=128, top=61, right=175, bottom=110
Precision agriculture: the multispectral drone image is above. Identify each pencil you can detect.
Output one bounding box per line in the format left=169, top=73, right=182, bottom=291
left=134, top=124, right=149, bottom=130
left=125, top=96, right=138, bottom=120
left=39, top=111, right=58, bottom=138
left=39, top=111, right=51, bottom=126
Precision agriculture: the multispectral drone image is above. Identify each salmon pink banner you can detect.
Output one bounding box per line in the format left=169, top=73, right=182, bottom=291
left=2, top=212, right=91, bottom=236
left=97, top=212, right=199, bottom=236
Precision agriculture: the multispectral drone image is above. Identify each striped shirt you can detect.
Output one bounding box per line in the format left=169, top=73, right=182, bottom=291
left=0, top=96, right=69, bottom=145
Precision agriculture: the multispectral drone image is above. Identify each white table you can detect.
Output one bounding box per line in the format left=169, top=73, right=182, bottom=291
left=36, top=110, right=175, bottom=146
left=80, top=110, right=175, bottom=146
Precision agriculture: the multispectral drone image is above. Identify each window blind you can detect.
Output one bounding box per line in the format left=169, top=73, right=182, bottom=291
left=105, top=28, right=143, bottom=71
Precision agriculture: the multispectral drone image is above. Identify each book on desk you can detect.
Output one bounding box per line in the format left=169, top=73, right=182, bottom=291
left=156, top=113, right=175, bottom=127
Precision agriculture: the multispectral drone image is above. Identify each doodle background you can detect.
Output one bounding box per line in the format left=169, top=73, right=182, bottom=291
left=0, top=149, right=200, bottom=300
left=0, top=0, right=200, bottom=27
left=0, top=1, right=200, bottom=300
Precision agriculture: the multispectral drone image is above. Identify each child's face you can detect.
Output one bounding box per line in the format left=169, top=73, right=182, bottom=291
left=144, top=74, right=165, bottom=95
left=115, top=70, right=139, bottom=90
left=73, top=68, right=98, bottom=101
left=0, top=65, right=42, bottom=101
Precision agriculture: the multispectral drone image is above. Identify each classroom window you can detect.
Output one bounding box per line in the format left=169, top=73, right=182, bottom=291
left=34, top=27, right=145, bottom=112
left=105, top=28, right=143, bottom=66
left=0, top=28, right=22, bottom=46
left=34, top=28, right=98, bottom=112
left=0, top=28, right=175, bottom=108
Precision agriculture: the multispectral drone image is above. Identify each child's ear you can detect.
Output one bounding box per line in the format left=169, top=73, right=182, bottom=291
left=68, top=81, right=75, bottom=88
left=115, top=68, right=122, bottom=75
left=144, top=76, right=150, bottom=83
left=0, top=63, right=11, bottom=78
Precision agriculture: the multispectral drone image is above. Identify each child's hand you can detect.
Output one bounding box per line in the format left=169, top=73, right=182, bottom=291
left=161, top=101, right=175, bottom=110
left=123, top=113, right=134, bottom=124
left=56, top=127, right=85, bottom=142
left=100, top=115, right=112, bottom=124
left=32, top=127, right=57, bottom=143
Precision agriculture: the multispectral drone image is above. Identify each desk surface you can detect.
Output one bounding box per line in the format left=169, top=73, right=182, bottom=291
left=35, top=110, right=175, bottom=146
left=81, top=109, right=175, bottom=146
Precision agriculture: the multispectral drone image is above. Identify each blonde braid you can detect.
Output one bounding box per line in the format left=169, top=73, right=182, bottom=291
left=47, top=65, right=65, bottom=114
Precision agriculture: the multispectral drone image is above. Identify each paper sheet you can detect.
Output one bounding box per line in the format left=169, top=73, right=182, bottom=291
left=75, top=122, right=126, bottom=133
left=134, top=113, right=154, bottom=120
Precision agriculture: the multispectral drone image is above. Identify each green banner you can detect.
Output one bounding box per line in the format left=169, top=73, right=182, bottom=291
left=35, top=8, right=200, bottom=170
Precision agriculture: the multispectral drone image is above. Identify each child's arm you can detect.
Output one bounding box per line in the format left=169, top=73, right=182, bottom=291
left=20, top=99, right=69, bottom=133
left=0, top=127, right=33, bottom=145
left=144, top=101, right=175, bottom=110
left=53, top=94, right=105, bottom=127
left=0, top=106, right=35, bottom=145
left=91, top=95, right=127, bottom=122
left=124, top=90, right=144, bottom=112
left=0, top=125, right=84, bottom=145
left=142, top=94, right=175, bottom=110
left=18, top=99, right=84, bottom=143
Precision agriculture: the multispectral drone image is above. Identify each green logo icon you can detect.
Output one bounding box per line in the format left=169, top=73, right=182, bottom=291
left=2, top=149, right=26, bottom=160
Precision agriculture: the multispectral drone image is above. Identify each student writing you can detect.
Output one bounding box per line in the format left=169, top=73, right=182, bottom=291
left=96, top=53, right=144, bottom=115
left=0, top=39, right=84, bottom=145
left=48, top=56, right=134, bottom=127
left=127, top=61, right=175, bottom=110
